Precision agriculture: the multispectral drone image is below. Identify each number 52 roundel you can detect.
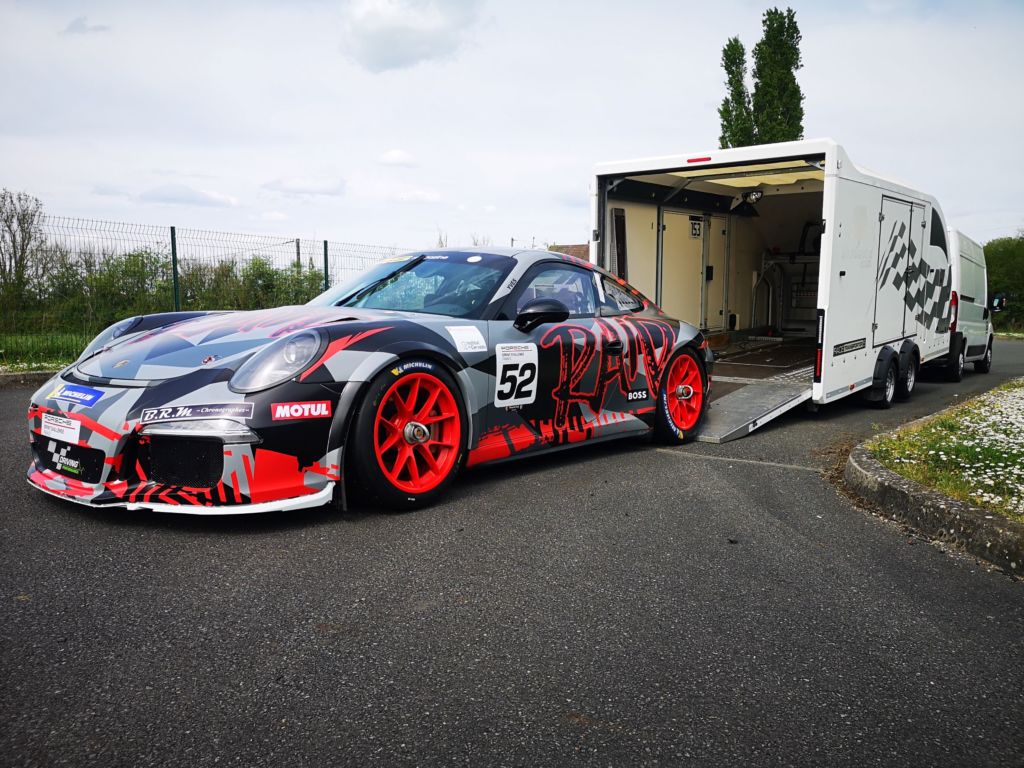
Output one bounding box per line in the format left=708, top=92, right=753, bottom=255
left=494, top=343, right=538, bottom=407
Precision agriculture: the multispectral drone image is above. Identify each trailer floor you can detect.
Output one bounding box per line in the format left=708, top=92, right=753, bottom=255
left=711, top=337, right=817, bottom=390
left=700, top=337, right=816, bottom=443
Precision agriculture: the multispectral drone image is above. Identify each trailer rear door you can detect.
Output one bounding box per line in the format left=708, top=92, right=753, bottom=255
left=873, top=197, right=925, bottom=347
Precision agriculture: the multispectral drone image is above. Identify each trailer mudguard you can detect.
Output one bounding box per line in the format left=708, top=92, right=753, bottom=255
left=897, top=340, right=919, bottom=380
left=864, top=346, right=899, bottom=402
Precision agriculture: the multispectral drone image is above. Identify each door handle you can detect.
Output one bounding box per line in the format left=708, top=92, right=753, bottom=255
left=605, top=339, right=624, bottom=356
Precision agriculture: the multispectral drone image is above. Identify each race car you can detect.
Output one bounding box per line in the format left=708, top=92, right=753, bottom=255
left=26, top=248, right=712, bottom=513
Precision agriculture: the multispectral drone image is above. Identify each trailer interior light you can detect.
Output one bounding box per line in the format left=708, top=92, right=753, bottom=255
left=742, top=190, right=764, bottom=204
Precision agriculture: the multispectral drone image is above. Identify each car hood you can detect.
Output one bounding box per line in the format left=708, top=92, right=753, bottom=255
left=75, top=306, right=402, bottom=382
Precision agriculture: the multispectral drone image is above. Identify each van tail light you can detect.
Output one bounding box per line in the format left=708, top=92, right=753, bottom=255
left=950, top=291, right=959, bottom=333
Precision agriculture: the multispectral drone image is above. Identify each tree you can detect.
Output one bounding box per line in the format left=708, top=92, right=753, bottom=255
left=751, top=7, right=804, bottom=144
left=985, top=231, right=1024, bottom=330
left=717, top=7, right=804, bottom=147
left=0, top=189, right=46, bottom=307
left=718, top=37, right=754, bottom=149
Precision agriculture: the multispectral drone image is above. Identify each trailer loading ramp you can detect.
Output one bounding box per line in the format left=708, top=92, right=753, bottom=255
left=695, top=339, right=815, bottom=444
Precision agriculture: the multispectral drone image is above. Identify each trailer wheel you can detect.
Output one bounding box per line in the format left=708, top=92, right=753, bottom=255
left=873, top=360, right=897, bottom=410
left=655, top=348, right=706, bottom=444
left=947, top=342, right=965, bottom=382
left=896, top=355, right=917, bottom=401
left=974, top=342, right=992, bottom=374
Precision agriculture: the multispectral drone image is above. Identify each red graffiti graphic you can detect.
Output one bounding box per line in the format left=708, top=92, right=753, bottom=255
left=540, top=317, right=677, bottom=430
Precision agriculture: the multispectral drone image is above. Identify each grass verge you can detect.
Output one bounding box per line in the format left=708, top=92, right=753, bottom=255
left=868, top=379, right=1024, bottom=524
left=0, top=333, right=85, bottom=372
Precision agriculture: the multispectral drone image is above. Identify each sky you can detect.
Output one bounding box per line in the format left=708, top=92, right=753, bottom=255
left=1, top=0, right=1022, bottom=250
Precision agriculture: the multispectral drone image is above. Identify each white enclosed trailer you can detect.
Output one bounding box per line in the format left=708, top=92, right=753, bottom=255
left=590, top=139, right=954, bottom=442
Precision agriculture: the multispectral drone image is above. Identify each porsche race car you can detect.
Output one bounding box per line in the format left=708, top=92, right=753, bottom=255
left=27, top=248, right=712, bottom=513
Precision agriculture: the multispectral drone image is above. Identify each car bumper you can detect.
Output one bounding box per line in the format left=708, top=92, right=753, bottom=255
left=27, top=474, right=335, bottom=515
left=26, top=373, right=351, bottom=515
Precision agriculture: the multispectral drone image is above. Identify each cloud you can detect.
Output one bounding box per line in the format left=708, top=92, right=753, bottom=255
left=138, top=184, right=239, bottom=208
left=262, top=177, right=346, bottom=197
left=394, top=187, right=440, bottom=203
left=259, top=210, right=289, bottom=222
left=92, top=183, right=131, bottom=198
left=379, top=148, right=417, bottom=166
left=341, top=0, right=481, bottom=72
left=62, top=16, right=110, bottom=35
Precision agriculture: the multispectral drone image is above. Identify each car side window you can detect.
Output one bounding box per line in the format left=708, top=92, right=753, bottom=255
left=515, top=265, right=597, bottom=318
left=600, top=276, right=643, bottom=315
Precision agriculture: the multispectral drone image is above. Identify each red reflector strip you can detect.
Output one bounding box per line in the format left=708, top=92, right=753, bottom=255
left=687, top=157, right=712, bottom=164
left=814, top=308, right=825, bottom=384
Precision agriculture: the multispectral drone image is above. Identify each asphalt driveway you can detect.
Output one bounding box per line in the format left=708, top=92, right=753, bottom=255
left=2, top=342, right=1023, bottom=767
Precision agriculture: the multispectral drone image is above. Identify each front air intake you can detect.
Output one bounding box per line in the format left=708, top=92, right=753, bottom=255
left=148, top=436, right=224, bottom=487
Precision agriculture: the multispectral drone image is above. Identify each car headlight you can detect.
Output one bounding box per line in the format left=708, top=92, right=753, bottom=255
left=229, top=330, right=323, bottom=393
left=141, top=419, right=260, bottom=444
left=77, top=316, right=143, bottom=362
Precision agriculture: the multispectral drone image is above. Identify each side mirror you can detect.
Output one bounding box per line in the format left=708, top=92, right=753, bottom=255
left=991, top=293, right=1006, bottom=313
left=514, top=298, right=570, bottom=332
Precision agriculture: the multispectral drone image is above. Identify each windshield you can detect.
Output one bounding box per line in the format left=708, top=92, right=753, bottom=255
left=308, top=252, right=513, bottom=318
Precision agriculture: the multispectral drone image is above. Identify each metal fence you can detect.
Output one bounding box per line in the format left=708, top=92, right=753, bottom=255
left=0, top=215, right=411, bottom=365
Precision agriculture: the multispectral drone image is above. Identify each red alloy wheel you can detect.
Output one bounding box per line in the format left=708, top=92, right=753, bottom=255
left=373, top=372, right=462, bottom=494
left=664, top=354, right=704, bottom=431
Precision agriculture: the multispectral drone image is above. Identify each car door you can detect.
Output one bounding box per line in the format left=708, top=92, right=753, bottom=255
left=595, top=274, right=673, bottom=417
left=481, top=262, right=649, bottom=459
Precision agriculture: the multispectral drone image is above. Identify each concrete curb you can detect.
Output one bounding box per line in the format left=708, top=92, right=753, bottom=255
left=0, top=371, right=57, bottom=389
left=844, top=442, right=1024, bottom=574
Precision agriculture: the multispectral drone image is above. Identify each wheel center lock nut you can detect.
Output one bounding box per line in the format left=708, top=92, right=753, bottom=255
left=404, top=422, right=430, bottom=444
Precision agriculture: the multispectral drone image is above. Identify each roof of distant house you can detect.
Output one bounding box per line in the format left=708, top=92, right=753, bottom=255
left=547, top=243, right=589, bottom=261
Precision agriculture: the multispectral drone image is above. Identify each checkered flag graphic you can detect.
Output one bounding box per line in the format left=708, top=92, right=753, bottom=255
left=877, top=219, right=951, bottom=331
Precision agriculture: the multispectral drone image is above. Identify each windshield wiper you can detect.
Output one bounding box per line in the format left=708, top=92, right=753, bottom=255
left=336, top=254, right=427, bottom=307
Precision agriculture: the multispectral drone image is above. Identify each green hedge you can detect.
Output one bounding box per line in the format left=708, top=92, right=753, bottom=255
left=0, top=250, right=328, bottom=365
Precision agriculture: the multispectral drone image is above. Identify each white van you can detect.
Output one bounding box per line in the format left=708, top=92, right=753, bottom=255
left=944, top=230, right=993, bottom=379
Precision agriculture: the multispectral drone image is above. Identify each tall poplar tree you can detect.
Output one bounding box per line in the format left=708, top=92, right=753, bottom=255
left=718, top=37, right=754, bottom=149
left=751, top=7, right=804, bottom=143
left=717, top=7, right=805, bottom=147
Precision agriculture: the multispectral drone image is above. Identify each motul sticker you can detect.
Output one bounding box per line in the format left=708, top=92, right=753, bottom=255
left=271, top=401, right=333, bottom=420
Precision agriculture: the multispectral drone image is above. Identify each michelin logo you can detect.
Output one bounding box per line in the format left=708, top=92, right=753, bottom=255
left=49, top=384, right=104, bottom=408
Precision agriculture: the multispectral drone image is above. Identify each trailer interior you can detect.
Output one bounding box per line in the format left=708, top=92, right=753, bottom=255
left=601, top=153, right=827, bottom=441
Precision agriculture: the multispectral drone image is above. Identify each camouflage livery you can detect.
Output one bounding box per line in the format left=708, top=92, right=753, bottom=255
left=27, top=248, right=712, bottom=514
